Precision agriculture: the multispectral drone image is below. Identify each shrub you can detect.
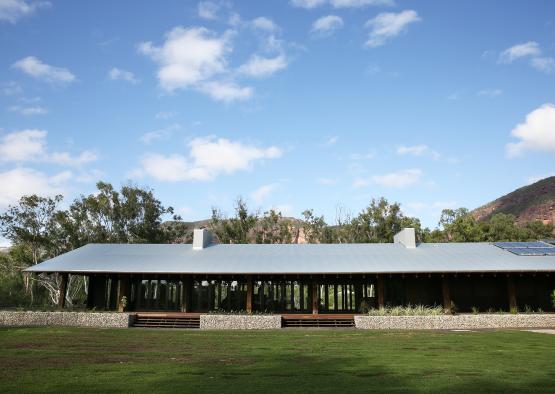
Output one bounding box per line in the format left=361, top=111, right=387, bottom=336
left=471, top=306, right=479, bottom=314
left=524, top=305, right=533, bottom=314
left=207, top=309, right=273, bottom=315
left=368, top=304, right=444, bottom=316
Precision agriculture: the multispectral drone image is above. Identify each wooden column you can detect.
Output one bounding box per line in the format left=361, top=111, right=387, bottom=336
left=58, top=273, right=68, bottom=309
left=355, top=284, right=363, bottom=313
left=181, top=277, right=191, bottom=312
left=442, top=276, right=451, bottom=314
left=311, top=282, right=319, bottom=314
left=507, top=275, right=517, bottom=311
left=376, top=276, right=385, bottom=308
left=86, top=275, right=95, bottom=309
left=246, top=275, right=253, bottom=314
left=117, top=277, right=130, bottom=312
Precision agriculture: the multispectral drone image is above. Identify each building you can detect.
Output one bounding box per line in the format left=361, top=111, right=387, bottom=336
left=26, top=228, right=555, bottom=314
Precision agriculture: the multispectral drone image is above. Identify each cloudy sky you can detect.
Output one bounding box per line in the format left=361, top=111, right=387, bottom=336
left=1, top=0, right=554, bottom=239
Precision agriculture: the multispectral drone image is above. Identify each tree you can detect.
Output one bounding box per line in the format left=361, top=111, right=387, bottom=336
left=255, top=210, right=293, bottom=244
left=0, top=195, right=82, bottom=306
left=0, top=182, right=178, bottom=307
left=349, top=198, right=424, bottom=243
left=59, top=182, right=176, bottom=246
left=300, top=209, right=332, bottom=243
left=438, top=208, right=482, bottom=242
left=479, top=213, right=525, bottom=242
left=210, top=198, right=258, bottom=244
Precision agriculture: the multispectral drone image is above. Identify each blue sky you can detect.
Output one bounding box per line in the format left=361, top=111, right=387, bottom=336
left=1, top=0, right=555, bottom=240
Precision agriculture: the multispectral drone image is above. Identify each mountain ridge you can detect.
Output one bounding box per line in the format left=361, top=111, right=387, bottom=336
left=470, top=176, right=555, bottom=227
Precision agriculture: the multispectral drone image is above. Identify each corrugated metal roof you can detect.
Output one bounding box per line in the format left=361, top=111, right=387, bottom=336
left=25, top=242, right=555, bottom=274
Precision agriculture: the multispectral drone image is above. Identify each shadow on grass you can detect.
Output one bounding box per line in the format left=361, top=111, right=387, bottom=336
left=112, top=350, right=554, bottom=393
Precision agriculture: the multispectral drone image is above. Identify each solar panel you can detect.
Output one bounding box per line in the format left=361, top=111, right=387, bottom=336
left=505, top=247, right=555, bottom=256
left=494, top=242, right=550, bottom=248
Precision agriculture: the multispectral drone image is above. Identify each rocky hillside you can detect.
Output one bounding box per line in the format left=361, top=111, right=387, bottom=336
left=471, top=176, right=555, bottom=226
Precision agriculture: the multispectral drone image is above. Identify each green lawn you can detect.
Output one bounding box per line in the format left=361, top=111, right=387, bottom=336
left=1, top=328, right=554, bottom=393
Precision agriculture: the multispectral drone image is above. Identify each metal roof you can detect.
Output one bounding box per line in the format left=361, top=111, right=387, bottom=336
left=25, top=242, right=555, bottom=274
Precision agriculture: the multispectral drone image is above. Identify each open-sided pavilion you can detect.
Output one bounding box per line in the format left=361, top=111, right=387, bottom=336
left=26, top=229, right=555, bottom=315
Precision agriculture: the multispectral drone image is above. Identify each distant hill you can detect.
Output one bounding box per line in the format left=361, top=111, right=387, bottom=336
left=471, top=176, right=555, bottom=227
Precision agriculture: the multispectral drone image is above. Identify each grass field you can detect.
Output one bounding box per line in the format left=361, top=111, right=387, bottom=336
left=1, top=328, right=554, bottom=393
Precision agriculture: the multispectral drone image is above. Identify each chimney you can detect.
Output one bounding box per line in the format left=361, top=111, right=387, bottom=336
left=394, top=228, right=416, bottom=249
left=193, top=228, right=212, bottom=250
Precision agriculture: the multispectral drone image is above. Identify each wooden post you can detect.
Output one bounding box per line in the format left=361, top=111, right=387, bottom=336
left=355, top=284, right=363, bottom=313
left=117, top=277, right=130, bottom=312
left=377, top=276, right=385, bottom=308
left=58, top=273, right=68, bottom=309
left=311, top=282, right=318, bottom=314
left=507, top=275, right=517, bottom=311
left=181, top=277, right=191, bottom=312
left=442, top=276, right=451, bottom=314
left=86, top=275, right=95, bottom=309
left=246, top=275, right=253, bottom=314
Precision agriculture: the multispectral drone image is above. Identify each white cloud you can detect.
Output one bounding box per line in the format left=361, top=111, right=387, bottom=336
left=311, top=15, right=343, bottom=36
left=506, top=103, right=555, bottom=157
left=139, top=26, right=254, bottom=102
left=251, top=183, right=278, bottom=204
left=197, top=1, right=220, bottom=20
left=354, top=168, right=423, bottom=188
left=49, top=150, right=97, bottom=166
left=138, top=26, right=231, bottom=92
left=331, top=0, right=394, bottom=7
left=498, top=41, right=541, bottom=64
left=291, top=0, right=393, bottom=8
left=238, top=54, right=288, bottom=78
left=140, top=123, right=180, bottom=144
left=1, top=81, right=23, bottom=96
left=108, top=67, right=139, bottom=84
left=0, top=129, right=97, bottom=166
left=477, top=88, right=503, bottom=97
left=7, top=105, right=48, bottom=115
left=251, top=16, right=279, bottom=32
left=290, top=0, right=326, bottom=9
left=198, top=80, right=253, bottom=102
left=0, top=129, right=46, bottom=161
left=365, top=10, right=421, bottom=47
left=0, top=167, right=67, bottom=208
left=138, top=136, right=282, bottom=182
left=531, top=57, right=555, bottom=74
left=0, top=0, right=50, bottom=23
left=397, top=144, right=440, bottom=159
left=12, top=56, right=75, bottom=83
